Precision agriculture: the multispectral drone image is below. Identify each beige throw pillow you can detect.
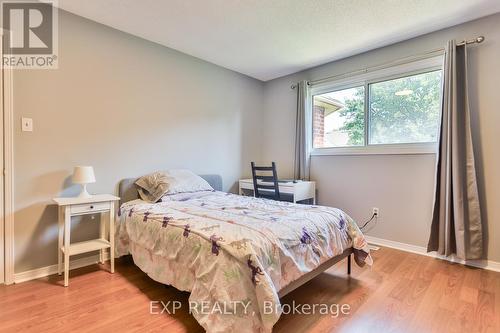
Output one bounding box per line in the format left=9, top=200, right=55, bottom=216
left=135, top=171, right=170, bottom=203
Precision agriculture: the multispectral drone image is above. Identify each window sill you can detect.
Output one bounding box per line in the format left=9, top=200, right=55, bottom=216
left=310, top=143, right=438, bottom=156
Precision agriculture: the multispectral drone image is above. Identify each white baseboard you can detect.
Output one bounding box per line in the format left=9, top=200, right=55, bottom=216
left=365, top=235, right=500, bottom=273
left=13, top=252, right=110, bottom=284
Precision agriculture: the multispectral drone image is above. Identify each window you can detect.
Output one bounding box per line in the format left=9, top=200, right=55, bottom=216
left=369, top=71, right=442, bottom=145
left=311, top=57, right=443, bottom=155
left=313, top=86, right=365, bottom=148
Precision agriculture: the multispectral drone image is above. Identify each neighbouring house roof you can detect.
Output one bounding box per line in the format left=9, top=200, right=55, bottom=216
left=313, top=95, right=345, bottom=116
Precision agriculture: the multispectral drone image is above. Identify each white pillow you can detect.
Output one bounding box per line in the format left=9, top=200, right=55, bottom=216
left=163, top=169, right=213, bottom=195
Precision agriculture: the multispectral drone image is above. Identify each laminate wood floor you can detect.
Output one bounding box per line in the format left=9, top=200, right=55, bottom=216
left=1, top=247, right=498, bottom=332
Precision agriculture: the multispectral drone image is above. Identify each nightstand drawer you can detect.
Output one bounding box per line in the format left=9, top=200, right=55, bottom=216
left=70, top=202, right=110, bottom=215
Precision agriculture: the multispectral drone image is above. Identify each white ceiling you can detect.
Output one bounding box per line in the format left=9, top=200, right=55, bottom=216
left=57, top=0, right=500, bottom=81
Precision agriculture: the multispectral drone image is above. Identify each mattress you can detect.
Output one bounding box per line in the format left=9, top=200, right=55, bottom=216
left=115, top=190, right=371, bottom=332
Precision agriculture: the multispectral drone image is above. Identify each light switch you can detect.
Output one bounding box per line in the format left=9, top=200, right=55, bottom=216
left=22, top=117, right=33, bottom=132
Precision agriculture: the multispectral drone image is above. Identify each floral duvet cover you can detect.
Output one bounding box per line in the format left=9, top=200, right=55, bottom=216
left=116, top=191, right=371, bottom=332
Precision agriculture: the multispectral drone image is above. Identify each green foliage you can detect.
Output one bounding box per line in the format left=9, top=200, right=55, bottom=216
left=338, top=88, right=365, bottom=145
left=339, top=71, right=442, bottom=145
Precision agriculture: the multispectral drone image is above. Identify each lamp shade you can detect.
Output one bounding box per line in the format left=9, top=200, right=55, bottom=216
left=72, top=166, right=96, bottom=184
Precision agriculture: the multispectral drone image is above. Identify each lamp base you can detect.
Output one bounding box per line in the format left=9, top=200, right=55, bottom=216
left=77, top=184, right=92, bottom=198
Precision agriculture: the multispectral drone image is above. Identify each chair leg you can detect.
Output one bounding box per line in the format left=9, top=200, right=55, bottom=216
left=347, top=254, right=351, bottom=275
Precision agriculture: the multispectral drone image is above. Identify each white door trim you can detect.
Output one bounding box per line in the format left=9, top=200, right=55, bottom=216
left=2, top=29, right=15, bottom=285
left=4, top=66, right=14, bottom=285
left=0, top=31, right=3, bottom=284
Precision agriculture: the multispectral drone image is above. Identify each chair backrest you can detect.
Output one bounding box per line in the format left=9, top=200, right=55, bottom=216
left=251, top=162, right=280, bottom=200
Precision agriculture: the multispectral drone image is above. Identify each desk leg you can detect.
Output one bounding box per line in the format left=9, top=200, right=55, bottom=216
left=64, top=206, right=71, bottom=287
left=313, top=183, right=316, bottom=205
left=109, top=202, right=115, bottom=274
left=57, top=206, right=64, bottom=275
left=99, top=211, right=106, bottom=264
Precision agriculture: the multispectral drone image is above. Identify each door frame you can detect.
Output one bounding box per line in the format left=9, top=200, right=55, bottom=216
left=1, top=29, right=15, bottom=285
left=0, top=47, right=3, bottom=283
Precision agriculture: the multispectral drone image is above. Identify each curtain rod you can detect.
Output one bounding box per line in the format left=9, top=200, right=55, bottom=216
left=291, top=36, right=485, bottom=89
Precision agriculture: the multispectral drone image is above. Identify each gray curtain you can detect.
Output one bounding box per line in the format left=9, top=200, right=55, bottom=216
left=427, top=40, right=483, bottom=260
left=293, top=80, right=310, bottom=180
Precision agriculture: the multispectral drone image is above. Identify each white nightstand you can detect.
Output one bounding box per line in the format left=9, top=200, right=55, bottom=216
left=53, top=194, right=120, bottom=286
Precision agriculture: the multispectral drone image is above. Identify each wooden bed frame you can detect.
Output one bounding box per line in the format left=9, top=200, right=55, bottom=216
left=118, top=175, right=352, bottom=298
left=278, top=248, right=351, bottom=297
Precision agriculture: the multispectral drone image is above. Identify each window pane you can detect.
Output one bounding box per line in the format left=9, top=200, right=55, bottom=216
left=369, top=70, right=442, bottom=145
left=312, top=86, right=365, bottom=148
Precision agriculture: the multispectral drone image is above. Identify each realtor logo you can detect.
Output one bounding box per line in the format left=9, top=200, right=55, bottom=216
left=1, top=0, right=58, bottom=68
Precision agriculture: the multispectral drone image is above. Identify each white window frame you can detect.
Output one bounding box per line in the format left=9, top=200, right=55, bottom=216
left=309, top=55, right=444, bottom=156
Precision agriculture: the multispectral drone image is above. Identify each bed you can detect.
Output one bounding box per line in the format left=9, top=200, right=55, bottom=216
left=116, top=174, right=371, bottom=333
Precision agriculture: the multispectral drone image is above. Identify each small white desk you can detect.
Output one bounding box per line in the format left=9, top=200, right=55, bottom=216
left=53, top=194, right=120, bottom=286
left=239, top=179, right=316, bottom=204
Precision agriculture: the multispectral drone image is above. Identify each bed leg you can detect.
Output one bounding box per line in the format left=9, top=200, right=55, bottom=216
left=347, top=254, right=351, bottom=275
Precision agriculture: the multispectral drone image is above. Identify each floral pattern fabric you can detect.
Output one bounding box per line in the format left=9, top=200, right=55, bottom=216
left=116, top=191, right=372, bottom=332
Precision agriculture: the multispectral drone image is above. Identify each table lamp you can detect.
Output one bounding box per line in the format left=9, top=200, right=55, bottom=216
left=72, top=166, right=96, bottom=198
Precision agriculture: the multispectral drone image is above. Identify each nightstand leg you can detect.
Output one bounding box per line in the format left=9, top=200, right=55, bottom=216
left=58, top=206, right=64, bottom=275
left=109, top=202, right=115, bottom=273
left=64, top=206, right=71, bottom=287
left=99, top=212, right=106, bottom=264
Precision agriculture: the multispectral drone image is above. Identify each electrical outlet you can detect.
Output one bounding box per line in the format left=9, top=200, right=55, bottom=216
left=372, top=207, right=379, bottom=217
left=22, top=117, right=33, bottom=132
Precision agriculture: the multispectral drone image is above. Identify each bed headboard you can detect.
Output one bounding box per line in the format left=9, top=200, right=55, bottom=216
left=118, top=174, right=223, bottom=204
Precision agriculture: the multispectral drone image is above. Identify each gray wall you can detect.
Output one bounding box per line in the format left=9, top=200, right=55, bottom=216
left=14, top=10, right=264, bottom=273
left=262, top=13, right=500, bottom=261
left=12, top=10, right=500, bottom=275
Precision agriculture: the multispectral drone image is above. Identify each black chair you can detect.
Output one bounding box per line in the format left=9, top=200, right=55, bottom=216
left=251, top=162, right=281, bottom=200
